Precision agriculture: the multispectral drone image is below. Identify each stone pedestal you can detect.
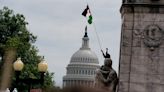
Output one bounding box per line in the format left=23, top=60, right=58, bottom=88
left=118, top=1, right=164, bottom=92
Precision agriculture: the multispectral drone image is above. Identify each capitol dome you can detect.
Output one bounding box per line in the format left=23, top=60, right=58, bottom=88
left=63, top=27, right=100, bottom=87
left=70, top=49, right=99, bottom=64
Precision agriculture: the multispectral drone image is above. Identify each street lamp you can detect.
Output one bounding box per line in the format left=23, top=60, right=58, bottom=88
left=13, top=58, right=24, bottom=71
left=13, top=58, right=48, bottom=92
left=38, top=59, right=48, bottom=73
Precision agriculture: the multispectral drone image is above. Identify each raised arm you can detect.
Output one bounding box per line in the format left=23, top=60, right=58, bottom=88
left=101, top=49, right=106, bottom=58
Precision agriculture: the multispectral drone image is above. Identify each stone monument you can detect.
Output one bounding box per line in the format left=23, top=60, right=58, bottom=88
left=118, top=0, right=164, bottom=92
left=95, top=49, right=118, bottom=92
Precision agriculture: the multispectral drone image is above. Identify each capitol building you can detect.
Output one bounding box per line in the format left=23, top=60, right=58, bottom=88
left=63, top=28, right=100, bottom=87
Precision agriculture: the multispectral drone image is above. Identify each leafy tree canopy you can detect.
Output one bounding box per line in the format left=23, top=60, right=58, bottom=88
left=0, top=6, right=54, bottom=91
left=0, top=6, right=36, bottom=55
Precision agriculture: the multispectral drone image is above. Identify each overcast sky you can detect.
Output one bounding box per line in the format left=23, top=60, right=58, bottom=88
left=0, top=0, right=122, bottom=87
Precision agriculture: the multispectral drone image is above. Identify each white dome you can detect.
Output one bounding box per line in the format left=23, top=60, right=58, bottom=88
left=63, top=28, right=100, bottom=87
left=70, top=49, right=99, bottom=64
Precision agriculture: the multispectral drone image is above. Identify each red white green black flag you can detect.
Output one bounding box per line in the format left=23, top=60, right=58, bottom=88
left=82, top=5, right=93, bottom=24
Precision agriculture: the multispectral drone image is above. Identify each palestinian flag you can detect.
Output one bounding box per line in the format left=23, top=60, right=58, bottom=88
left=82, top=5, right=93, bottom=24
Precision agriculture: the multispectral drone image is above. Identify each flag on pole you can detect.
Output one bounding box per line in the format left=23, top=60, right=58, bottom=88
left=82, top=5, right=93, bottom=24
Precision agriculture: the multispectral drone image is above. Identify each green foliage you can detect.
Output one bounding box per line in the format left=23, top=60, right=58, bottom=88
left=0, top=6, right=54, bottom=91
left=43, top=72, right=55, bottom=88
left=5, top=36, right=20, bottom=48
left=0, top=6, right=36, bottom=54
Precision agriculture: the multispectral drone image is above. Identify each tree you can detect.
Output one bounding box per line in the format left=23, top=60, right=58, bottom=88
left=0, top=7, right=54, bottom=91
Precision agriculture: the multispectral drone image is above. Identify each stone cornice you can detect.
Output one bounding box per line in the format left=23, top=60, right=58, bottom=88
left=120, top=3, right=164, bottom=14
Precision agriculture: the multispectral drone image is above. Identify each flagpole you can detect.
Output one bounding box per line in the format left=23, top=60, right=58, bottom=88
left=84, top=2, right=103, bottom=51
left=92, top=22, right=102, bottom=50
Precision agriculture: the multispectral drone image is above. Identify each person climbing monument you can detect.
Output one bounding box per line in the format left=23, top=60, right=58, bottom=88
left=101, top=48, right=110, bottom=58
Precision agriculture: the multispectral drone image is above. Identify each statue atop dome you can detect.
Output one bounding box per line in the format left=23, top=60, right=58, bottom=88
left=84, top=26, right=88, bottom=37
left=95, top=52, right=118, bottom=92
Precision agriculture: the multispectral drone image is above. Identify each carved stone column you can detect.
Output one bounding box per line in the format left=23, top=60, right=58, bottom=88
left=118, top=0, right=164, bottom=92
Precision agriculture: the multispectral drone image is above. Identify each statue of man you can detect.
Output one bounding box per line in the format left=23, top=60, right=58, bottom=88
left=95, top=51, right=118, bottom=92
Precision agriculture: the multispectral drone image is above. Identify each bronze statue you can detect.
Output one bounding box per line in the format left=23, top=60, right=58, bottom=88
left=95, top=50, right=118, bottom=92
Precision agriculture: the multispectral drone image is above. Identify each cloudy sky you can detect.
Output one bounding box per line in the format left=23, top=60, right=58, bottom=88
left=0, top=0, right=122, bottom=87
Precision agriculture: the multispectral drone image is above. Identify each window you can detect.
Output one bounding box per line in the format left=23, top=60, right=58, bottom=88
left=85, top=70, right=87, bottom=74
left=82, top=70, right=84, bottom=74
left=79, top=70, right=81, bottom=74
left=88, top=70, right=90, bottom=75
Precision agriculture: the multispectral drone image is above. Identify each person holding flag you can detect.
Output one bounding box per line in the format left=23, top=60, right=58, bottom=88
left=82, top=4, right=108, bottom=60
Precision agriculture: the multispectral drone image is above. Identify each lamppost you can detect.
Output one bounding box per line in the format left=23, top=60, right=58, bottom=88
left=13, top=58, right=48, bottom=92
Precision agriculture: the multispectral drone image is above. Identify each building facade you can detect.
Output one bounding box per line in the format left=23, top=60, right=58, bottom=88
left=63, top=28, right=100, bottom=87
left=118, top=0, right=164, bottom=92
